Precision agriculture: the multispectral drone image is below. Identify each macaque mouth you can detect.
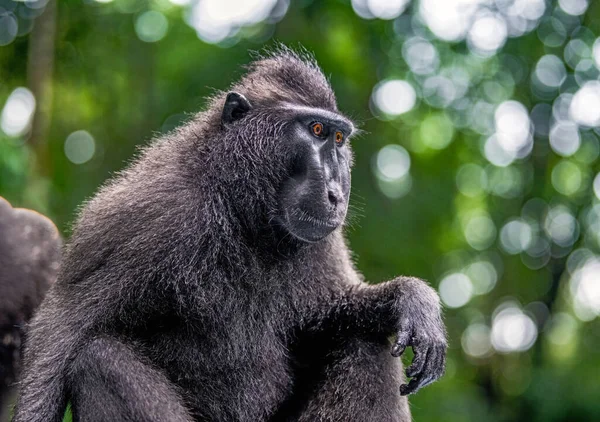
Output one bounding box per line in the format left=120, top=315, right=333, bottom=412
left=280, top=207, right=342, bottom=243
left=291, top=208, right=341, bottom=228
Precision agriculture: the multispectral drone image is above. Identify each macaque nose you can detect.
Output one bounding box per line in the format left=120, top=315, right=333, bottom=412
left=327, top=186, right=343, bottom=208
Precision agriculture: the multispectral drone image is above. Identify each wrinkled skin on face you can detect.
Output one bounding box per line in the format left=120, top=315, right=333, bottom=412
left=275, top=105, right=354, bottom=243
left=222, top=92, right=355, bottom=244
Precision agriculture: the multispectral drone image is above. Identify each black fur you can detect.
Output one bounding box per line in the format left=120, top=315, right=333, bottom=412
left=13, top=47, right=446, bottom=422
left=0, top=197, right=61, bottom=419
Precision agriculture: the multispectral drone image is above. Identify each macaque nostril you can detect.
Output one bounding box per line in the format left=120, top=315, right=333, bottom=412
left=328, top=191, right=338, bottom=206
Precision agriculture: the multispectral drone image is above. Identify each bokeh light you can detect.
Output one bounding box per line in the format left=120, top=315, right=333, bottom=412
left=558, top=0, right=589, bottom=16
left=570, top=257, right=600, bottom=320
left=64, top=131, right=96, bottom=165
left=570, top=81, right=600, bottom=127
left=593, top=37, right=600, bottom=69
left=422, top=75, right=457, bottom=109
left=538, top=17, right=567, bottom=47
left=187, top=0, right=284, bottom=43
left=439, top=273, right=473, bottom=308
left=551, top=160, right=583, bottom=196
left=373, top=145, right=412, bottom=199
left=593, top=173, right=600, bottom=199
left=462, top=323, right=492, bottom=358
left=419, top=0, right=477, bottom=42
left=403, top=37, right=439, bottom=75
left=534, top=54, right=566, bottom=88
left=484, top=135, right=517, bottom=167
left=1, top=88, right=36, bottom=138
left=351, top=0, right=409, bottom=20
left=500, top=219, right=534, bottom=254
left=564, top=38, right=590, bottom=70
left=544, top=205, right=579, bottom=247
left=463, top=211, right=497, bottom=250
left=135, top=11, right=169, bottom=43
left=494, top=100, right=533, bottom=157
left=419, top=113, right=454, bottom=150
left=549, top=121, right=580, bottom=156
left=491, top=303, right=538, bottom=353
left=0, top=10, right=18, bottom=46
left=456, top=164, right=487, bottom=197
left=375, top=145, right=410, bottom=181
left=467, top=12, right=508, bottom=56
left=465, top=260, right=498, bottom=295
left=493, top=168, right=529, bottom=199
left=371, top=80, right=417, bottom=117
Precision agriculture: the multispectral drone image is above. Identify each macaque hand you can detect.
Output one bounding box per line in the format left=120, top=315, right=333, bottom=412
left=389, top=277, right=447, bottom=396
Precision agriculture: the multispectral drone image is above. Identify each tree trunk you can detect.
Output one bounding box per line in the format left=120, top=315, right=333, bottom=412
left=27, top=0, right=57, bottom=178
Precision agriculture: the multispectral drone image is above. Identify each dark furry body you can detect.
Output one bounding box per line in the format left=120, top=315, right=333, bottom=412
left=0, top=198, right=61, bottom=418
left=14, top=49, right=444, bottom=422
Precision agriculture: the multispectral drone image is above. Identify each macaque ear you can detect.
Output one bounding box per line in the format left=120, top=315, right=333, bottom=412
left=221, top=92, right=252, bottom=126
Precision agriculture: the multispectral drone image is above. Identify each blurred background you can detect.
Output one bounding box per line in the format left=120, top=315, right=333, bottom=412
left=1, top=0, right=600, bottom=420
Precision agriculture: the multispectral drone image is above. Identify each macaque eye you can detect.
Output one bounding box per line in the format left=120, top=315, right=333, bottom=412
left=335, top=131, right=344, bottom=145
left=311, top=122, right=324, bottom=137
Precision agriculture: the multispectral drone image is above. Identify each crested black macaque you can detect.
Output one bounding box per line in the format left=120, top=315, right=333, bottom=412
left=13, top=48, right=446, bottom=422
left=0, top=197, right=61, bottom=420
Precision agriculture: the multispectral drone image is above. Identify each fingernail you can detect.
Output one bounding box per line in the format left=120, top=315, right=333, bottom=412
left=391, top=345, right=404, bottom=357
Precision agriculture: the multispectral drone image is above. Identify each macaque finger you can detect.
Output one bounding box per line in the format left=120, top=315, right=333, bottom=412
left=406, top=345, right=429, bottom=378
left=400, top=377, right=420, bottom=396
left=391, top=330, right=412, bottom=357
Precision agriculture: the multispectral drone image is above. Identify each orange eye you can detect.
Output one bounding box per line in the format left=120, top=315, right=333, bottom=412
left=335, top=131, right=344, bottom=144
left=312, top=122, right=323, bottom=136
